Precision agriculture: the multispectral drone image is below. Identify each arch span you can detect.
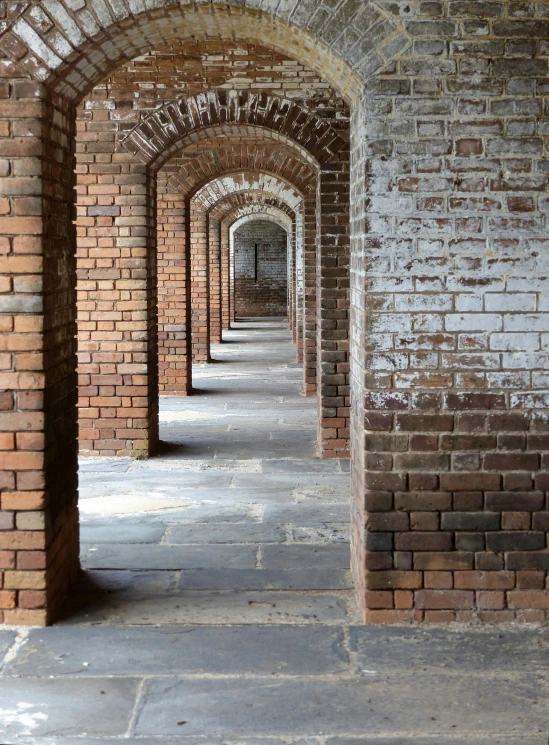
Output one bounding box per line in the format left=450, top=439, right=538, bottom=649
left=1, top=2, right=407, bottom=100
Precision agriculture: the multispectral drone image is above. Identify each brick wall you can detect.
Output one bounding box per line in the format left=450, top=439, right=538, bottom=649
left=1, top=0, right=549, bottom=625
left=350, top=3, right=549, bottom=623
left=157, top=177, right=191, bottom=395
left=233, top=220, right=288, bottom=318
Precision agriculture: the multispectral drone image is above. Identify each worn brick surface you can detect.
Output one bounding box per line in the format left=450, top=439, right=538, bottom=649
left=0, top=1, right=548, bottom=623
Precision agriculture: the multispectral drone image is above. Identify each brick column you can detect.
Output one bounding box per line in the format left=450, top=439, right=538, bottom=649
left=189, top=201, right=210, bottom=362
left=208, top=217, right=222, bottom=345
left=303, top=193, right=318, bottom=396
left=317, top=153, right=351, bottom=458
left=294, top=208, right=304, bottom=364
left=157, top=181, right=191, bottom=395
left=289, top=220, right=297, bottom=342
left=0, top=86, right=79, bottom=625
left=77, top=153, right=158, bottom=457
left=220, top=221, right=231, bottom=331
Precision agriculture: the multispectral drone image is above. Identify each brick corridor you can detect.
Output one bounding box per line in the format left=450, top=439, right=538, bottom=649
left=0, top=321, right=547, bottom=741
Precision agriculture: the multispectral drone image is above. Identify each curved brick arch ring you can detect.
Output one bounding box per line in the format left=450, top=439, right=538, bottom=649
left=210, top=193, right=296, bottom=224
left=161, top=134, right=318, bottom=197
left=230, top=210, right=293, bottom=235
left=194, top=175, right=302, bottom=213
left=1, top=3, right=407, bottom=101
left=123, top=92, right=346, bottom=171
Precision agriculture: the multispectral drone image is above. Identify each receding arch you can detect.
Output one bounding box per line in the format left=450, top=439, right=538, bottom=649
left=193, top=174, right=303, bottom=212
left=159, top=130, right=318, bottom=197
left=230, top=210, right=293, bottom=235
left=122, top=91, right=347, bottom=168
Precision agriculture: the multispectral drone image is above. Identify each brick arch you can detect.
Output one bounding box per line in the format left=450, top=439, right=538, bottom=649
left=194, top=175, right=302, bottom=213
left=122, top=91, right=347, bottom=169
left=0, top=2, right=407, bottom=100
left=209, top=193, right=300, bottom=344
left=210, top=193, right=296, bottom=224
left=161, top=137, right=317, bottom=197
left=230, top=210, right=293, bottom=234
left=231, top=217, right=290, bottom=319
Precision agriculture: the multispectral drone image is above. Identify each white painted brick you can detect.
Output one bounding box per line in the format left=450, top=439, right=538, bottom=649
left=487, top=372, right=530, bottom=388
left=511, top=392, right=549, bottom=409
left=445, top=314, right=502, bottom=332
left=532, top=371, right=549, bottom=387
left=502, top=352, right=549, bottom=370
left=504, top=314, right=548, bottom=332
left=490, top=333, right=540, bottom=352
left=455, top=294, right=482, bottom=312
left=485, top=293, right=537, bottom=312
left=394, top=294, right=453, bottom=312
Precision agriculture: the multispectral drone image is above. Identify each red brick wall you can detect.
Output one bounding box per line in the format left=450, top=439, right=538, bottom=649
left=157, top=179, right=191, bottom=395
left=1, top=1, right=549, bottom=625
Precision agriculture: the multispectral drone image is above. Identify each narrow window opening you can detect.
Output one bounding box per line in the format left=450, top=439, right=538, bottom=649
left=254, top=243, right=258, bottom=282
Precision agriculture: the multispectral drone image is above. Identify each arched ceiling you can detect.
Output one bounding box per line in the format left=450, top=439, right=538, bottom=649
left=210, top=192, right=296, bottom=223
left=121, top=91, right=347, bottom=169
left=231, top=212, right=292, bottom=235
left=0, top=3, right=398, bottom=101
left=193, top=174, right=302, bottom=212
left=161, top=140, right=316, bottom=197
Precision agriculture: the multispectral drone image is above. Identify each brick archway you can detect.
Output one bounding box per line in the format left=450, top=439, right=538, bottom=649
left=0, top=2, right=396, bottom=100
left=122, top=91, right=346, bottom=170
left=2, top=0, right=549, bottom=628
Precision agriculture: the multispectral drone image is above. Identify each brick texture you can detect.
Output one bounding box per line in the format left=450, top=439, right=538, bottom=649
left=0, top=1, right=548, bottom=624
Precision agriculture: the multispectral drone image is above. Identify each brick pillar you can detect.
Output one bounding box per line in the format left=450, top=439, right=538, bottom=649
left=157, top=181, right=191, bottom=395
left=229, top=225, right=236, bottom=324
left=303, top=193, right=318, bottom=396
left=189, top=201, right=210, bottom=362
left=77, top=154, right=158, bottom=457
left=294, top=208, right=304, bottom=364
left=209, top=217, right=222, bottom=344
left=220, top=220, right=231, bottom=331
left=351, top=47, right=549, bottom=622
left=317, top=153, right=351, bottom=458
left=289, top=220, right=297, bottom=342
left=0, top=86, right=79, bottom=625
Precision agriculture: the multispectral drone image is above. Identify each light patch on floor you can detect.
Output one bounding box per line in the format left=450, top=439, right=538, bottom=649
left=79, top=494, right=195, bottom=515
left=134, top=458, right=262, bottom=472
left=159, top=410, right=225, bottom=422
left=0, top=703, right=48, bottom=734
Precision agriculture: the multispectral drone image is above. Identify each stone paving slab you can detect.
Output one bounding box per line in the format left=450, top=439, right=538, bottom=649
left=12, top=735, right=549, bottom=745
left=326, top=739, right=547, bottom=745
left=76, top=570, right=179, bottom=594
left=164, top=523, right=286, bottom=544
left=262, top=459, right=343, bottom=474
left=349, top=626, right=549, bottom=673
left=79, top=523, right=166, bottom=544
left=59, top=591, right=352, bottom=625
left=176, top=568, right=351, bottom=590
left=134, top=674, right=547, bottom=737
left=0, top=678, right=139, bottom=738
left=230, top=473, right=349, bottom=490
left=81, top=544, right=257, bottom=570
left=81, top=505, right=255, bottom=525
left=291, top=525, right=350, bottom=543
left=263, top=504, right=350, bottom=526
left=0, top=630, right=16, bottom=670
left=79, top=457, right=133, bottom=473
left=6, top=626, right=349, bottom=677
left=262, top=544, right=350, bottom=570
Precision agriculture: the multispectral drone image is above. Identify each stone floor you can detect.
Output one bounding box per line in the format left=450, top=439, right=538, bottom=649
left=0, top=319, right=548, bottom=743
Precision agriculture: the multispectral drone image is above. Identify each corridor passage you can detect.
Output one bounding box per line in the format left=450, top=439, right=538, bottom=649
left=0, top=322, right=547, bottom=741
left=75, top=318, right=355, bottom=625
